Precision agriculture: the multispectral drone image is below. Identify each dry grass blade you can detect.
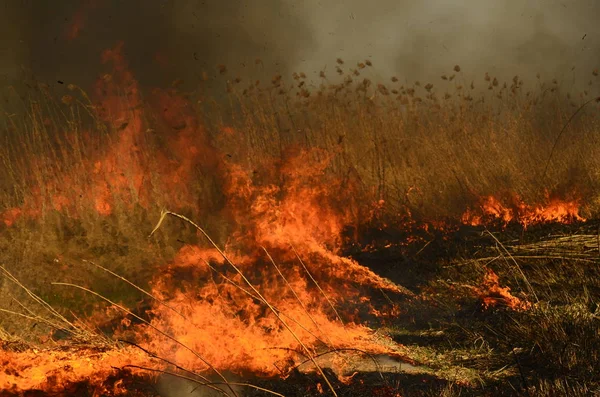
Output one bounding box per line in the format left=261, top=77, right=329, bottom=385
left=506, top=234, right=600, bottom=260
left=290, top=347, right=391, bottom=384
left=542, top=96, right=600, bottom=180
left=9, top=295, right=73, bottom=336
left=0, top=265, right=103, bottom=343
left=0, top=307, right=50, bottom=324
left=83, top=259, right=186, bottom=318
left=148, top=209, right=169, bottom=237
left=118, top=339, right=225, bottom=390
left=485, top=230, right=539, bottom=303
left=0, top=265, right=76, bottom=329
left=196, top=382, right=287, bottom=397
left=115, top=365, right=231, bottom=397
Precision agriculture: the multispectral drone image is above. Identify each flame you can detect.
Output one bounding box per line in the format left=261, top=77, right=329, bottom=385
left=462, top=194, right=585, bottom=227
left=133, top=147, right=410, bottom=377
left=1, top=208, right=22, bottom=227
left=0, top=44, right=408, bottom=394
left=0, top=347, right=150, bottom=394
left=476, top=268, right=531, bottom=311
left=0, top=43, right=587, bottom=394
left=0, top=42, right=220, bottom=225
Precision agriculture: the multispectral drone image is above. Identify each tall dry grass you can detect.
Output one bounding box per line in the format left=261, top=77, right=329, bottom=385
left=214, top=63, right=600, bottom=218
left=0, top=61, right=598, bottom=337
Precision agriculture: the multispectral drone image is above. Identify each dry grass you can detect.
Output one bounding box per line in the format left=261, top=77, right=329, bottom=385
left=0, top=61, right=599, bottom=395
left=214, top=63, right=600, bottom=218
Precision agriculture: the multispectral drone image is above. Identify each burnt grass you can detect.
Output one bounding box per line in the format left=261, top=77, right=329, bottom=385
left=340, top=219, right=600, bottom=396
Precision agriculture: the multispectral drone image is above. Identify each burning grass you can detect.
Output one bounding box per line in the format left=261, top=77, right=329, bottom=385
left=0, top=46, right=599, bottom=396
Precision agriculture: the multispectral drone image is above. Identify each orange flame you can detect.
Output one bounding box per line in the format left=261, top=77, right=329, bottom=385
left=0, top=43, right=587, bottom=394
left=462, top=194, right=585, bottom=227
left=0, top=346, right=150, bottom=394
left=0, top=44, right=409, bottom=393
left=477, top=268, right=531, bottom=311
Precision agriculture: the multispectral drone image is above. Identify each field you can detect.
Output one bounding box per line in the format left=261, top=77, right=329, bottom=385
left=0, top=47, right=599, bottom=396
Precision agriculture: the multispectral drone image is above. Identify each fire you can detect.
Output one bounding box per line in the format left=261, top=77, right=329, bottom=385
left=0, top=43, right=409, bottom=395
left=0, top=346, right=150, bottom=394
left=462, top=194, right=585, bottom=227
left=476, top=268, right=531, bottom=311
left=0, top=42, right=588, bottom=395
left=0, top=42, right=219, bottom=225
left=132, top=146, right=413, bottom=378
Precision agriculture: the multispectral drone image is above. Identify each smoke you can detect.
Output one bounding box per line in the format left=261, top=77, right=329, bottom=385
left=0, top=0, right=314, bottom=92
left=0, top=0, right=598, bottom=93
left=288, top=0, right=600, bottom=89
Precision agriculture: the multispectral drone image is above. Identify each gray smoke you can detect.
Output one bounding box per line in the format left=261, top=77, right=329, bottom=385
left=287, top=0, right=600, bottom=90
left=0, top=0, right=598, bottom=92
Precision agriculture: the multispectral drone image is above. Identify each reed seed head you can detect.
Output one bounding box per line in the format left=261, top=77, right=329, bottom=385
left=61, top=95, right=73, bottom=105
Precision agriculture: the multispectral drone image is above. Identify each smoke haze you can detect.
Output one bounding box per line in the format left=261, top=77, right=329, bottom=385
left=0, top=0, right=598, bottom=92
left=290, top=0, right=600, bottom=85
